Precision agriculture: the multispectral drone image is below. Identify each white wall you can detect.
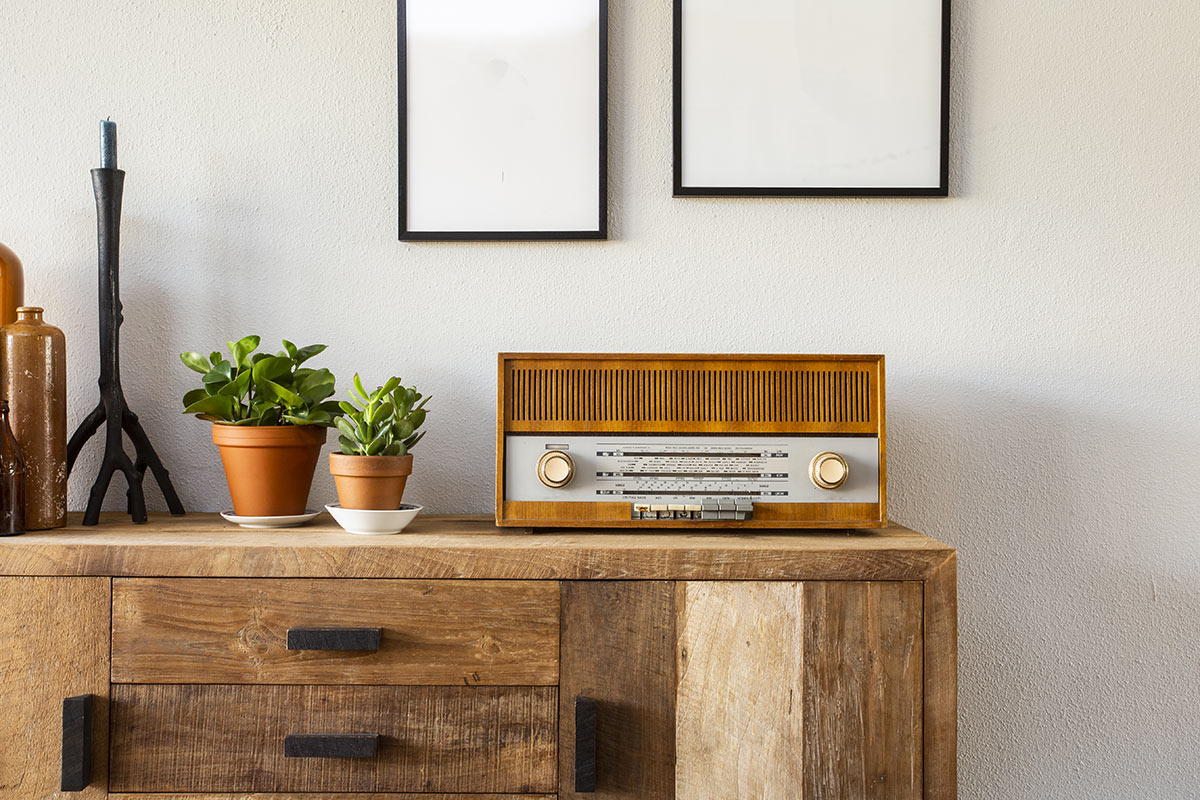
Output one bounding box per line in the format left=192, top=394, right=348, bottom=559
left=2, top=0, right=1198, bottom=796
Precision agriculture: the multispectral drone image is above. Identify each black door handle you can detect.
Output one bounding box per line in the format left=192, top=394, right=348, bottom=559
left=575, top=695, right=597, bottom=792
left=284, top=733, right=380, bottom=758
left=286, top=627, right=382, bottom=651
left=61, top=694, right=93, bottom=791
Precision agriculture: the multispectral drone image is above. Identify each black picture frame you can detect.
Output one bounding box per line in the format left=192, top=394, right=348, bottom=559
left=672, top=0, right=951, bottom=198
left=398, top=0, right=609, bottom=241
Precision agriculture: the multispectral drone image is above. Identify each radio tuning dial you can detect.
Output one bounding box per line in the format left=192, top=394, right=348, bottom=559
left=537, top=450, right=575, bottom=489
left=809, top=452, right=849, bottom=490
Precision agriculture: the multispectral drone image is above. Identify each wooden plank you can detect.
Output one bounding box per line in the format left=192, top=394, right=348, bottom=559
left=109, top=796, right=553, bottom=800
left=803, top=582, right=923, bottom=800
left=501, top=500, right=885, bottom=529
left=675, top=582, right=806, bottom=800
left=0, top=577, right=109, bottom=800
left=924, top=553, right=958, bottom=800
left=109, top=684, right=556, bottom=794
left=111, top=578, right=559, bottom=685
left=0, top=513, right=953, bottom=581
left=560, top=581, right=675, bottom=800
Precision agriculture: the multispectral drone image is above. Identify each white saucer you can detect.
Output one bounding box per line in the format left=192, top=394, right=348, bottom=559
left=326, top=503, right=422, bottom=535
left=220, top=509, right=322, bottom=529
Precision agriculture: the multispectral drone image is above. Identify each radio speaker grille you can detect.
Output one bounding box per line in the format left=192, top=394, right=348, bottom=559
left=503, top=358, right=881, bottom=434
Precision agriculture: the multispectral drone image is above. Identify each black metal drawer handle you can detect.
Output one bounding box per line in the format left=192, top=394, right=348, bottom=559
left=61, top=694, right=93, bottom=791
left=286, top=627, right=382, bottom=651
left=575, top=695, right=597, bottom=792
left=284, top=733, right=380, bottom=758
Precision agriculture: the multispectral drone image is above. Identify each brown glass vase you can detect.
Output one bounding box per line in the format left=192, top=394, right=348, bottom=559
left=0, top=243, right=25, bottom=326
left=0, top=307, right=67, bottom=529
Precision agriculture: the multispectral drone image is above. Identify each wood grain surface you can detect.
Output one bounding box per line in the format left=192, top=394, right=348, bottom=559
left=924, top=553, right=959, bottom=800
left=675, top=582, right=806, bottom=800
left=560, top=581, right=676, bottom=800
left=108, top=795, right=554, bottom=799
left=0, top=513, right=952, bottom=581
left=499, top=500, right=885, bottom=529
left=109, top=684, right=557, bottom=794
left=803, top=582, right=923, bottom=800
left=0, top=577, right=109, bottom=800
left=111, top=578, right=559, bottom=685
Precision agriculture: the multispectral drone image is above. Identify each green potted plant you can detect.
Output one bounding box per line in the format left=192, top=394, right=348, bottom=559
left=180, top=336, right=338, bottom=517
left=329, top=375, right=430, bottom=509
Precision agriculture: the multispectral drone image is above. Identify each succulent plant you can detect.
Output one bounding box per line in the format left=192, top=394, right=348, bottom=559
left=335, top=374, right=429, bottom=456
left=179, top=336, right=338, bottom=426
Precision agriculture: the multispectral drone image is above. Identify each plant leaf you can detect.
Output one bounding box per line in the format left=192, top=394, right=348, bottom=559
left=337, top=401, right=358, bottom=415
left=258, top=379, right=304, bottom=408
left=180, top=352, right=211, bottom=374
left=227, top=335, right=261, bottom=369
left=297, top=368, right=335, bottom=404
left=352, top=373, right=369, bottom=403
left=202, top=360, right=234, bottom=387
left=182, top=388, right=209, bottom=408
left=335, top=416, right=359, bottom=442
left=183, top=394, right=235, bottom=420
left=366, top=430, right=388, bottom=455
left=218, top=369, right=252, bottom=399
left=252, top=355, right=293, bottom=385
left=295, top=343, right=327, bottom=365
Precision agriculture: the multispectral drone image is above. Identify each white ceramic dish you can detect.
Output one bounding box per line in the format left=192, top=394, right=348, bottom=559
left=326, top=503, right=422, bottom=535
left=220, top=509, right=321, bottom=529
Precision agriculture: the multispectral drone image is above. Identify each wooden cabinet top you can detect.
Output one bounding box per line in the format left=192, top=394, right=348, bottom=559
left=0, top=513, right=954, bottom=581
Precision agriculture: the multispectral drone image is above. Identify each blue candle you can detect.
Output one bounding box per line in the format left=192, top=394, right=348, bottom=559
left=100, top=120, right=117, bottom=169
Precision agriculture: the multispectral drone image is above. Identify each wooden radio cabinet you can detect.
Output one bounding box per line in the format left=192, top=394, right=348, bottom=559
left=0, top=514, right=956, bottom=799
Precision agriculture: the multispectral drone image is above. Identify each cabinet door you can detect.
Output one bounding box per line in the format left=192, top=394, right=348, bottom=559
left=0, top=577, right=109, bottom=799
left=561, top=580, right=924, bottom=800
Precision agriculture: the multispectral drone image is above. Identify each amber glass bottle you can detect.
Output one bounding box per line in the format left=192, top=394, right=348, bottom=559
left=1, top=307, right=66, bottom=528
left=0, top=242, right=25, bottom=326
left=0, top=399, right=25, bottom=536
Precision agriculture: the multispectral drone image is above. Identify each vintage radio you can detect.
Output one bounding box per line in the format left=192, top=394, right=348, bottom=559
left=496, top=353, right=886, bottom=529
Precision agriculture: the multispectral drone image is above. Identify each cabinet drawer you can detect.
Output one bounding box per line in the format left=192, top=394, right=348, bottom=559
left=111, top=578, right=559, bottom=685
left=109, top=684, right=557, bottom=793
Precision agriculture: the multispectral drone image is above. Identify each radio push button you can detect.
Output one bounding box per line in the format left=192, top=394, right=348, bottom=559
left=537, top=450, right=575, bottom=488
left=809, top=452, right=849, bottom=490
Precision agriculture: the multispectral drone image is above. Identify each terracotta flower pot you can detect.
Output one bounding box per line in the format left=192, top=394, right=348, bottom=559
left=329, top=453, right=413, bottom=510
left=212, top=424, right=327, bottom=517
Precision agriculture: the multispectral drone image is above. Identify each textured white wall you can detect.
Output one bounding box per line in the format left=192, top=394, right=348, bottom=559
left=2, top=0, right=1198, bottom=796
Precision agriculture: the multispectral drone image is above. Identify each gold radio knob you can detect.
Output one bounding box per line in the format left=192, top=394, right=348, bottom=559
left=809, top=452, right=849, bottom=490
left=537, top=450, right=575, bottom=488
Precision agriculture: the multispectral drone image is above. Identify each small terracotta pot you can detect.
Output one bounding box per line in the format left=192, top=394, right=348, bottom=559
left=212, top=424, right=327, bottom=517
left=329, top=453, right=413, bottom=510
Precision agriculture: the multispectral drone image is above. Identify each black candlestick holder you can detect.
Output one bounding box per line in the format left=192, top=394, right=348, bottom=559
left=66, top=165, right=185, bottom=525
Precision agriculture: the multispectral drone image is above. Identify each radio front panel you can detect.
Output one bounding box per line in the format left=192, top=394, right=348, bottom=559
left=497, top=354, right=886, bottom=529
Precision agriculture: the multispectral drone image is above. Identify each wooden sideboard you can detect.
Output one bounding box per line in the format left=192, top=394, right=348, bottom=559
left=0, top=513, right=956, bottom=800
